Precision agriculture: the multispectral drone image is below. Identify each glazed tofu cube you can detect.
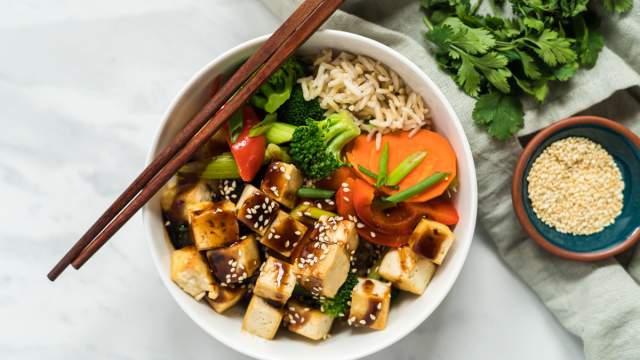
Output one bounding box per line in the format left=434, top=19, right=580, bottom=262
left=293, top=218, right=358, bottom=297
left=260, top=211, right=307, bottom=257
left=284, top=301, right=334, bottom=341
left=171, top=246, right=218, bottom=301
left=206, top=235, right=261, bottom=285
left=236, top=184, right=280, bottom=235
left=348, top=278, right=391, bottom=330
left=261, top=161, right=303, bottom=209
left=242, top=295, right=284, bottom=340
left=409, top=219, right=455, bottom=265
left=254, top=257, right=296, bottom=305
left=164, top=180, right=215, bottom=221
left=188, top=200, right=239, bottom=250
left=205, top=286, right=247, bottom=313
left=378, top=246, right=437, bottom=295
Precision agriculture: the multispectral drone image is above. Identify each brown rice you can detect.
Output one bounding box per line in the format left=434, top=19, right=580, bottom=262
left=298, top=49, right=431, bottom=148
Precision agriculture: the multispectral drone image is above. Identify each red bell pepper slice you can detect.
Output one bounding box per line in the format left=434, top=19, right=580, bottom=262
left=336, top=178, right=410, bottom=247
left=408, top=198, right=459, bottom=225
left=227, top=106, right=266, bottom=182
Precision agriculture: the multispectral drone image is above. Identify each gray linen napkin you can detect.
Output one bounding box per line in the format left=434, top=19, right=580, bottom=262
left=262, top=0, right=640, bottom=358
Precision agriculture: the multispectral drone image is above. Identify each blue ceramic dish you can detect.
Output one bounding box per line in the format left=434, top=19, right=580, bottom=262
left=512, top=116, right=640, bottom=261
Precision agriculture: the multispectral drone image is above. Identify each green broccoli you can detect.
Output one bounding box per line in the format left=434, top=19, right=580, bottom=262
left=278, top=85, right=325, bottom=125
left=319, top=272, right=359, bottom=317
left=289, top=111, right=361, bottom=179
left=251, top=57, right=305, bottom=113
left=291, top=272, right=359, bottom=317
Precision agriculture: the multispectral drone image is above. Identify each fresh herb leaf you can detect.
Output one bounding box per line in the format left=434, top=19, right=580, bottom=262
left=529, top=29, right=577, bottom=67
left=553, top=62, right=579, bottom=80
left=422, top=0, right=631, bottom=140
left=472, top=92, right=524, bottom=140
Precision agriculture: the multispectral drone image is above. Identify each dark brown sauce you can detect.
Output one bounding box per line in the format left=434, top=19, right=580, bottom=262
left=261, top=162, right=288, bottom=200
left=263, top=297, right=285, bottom=309
left=286, top=306, right=311, bottom=330
left=206, top=249, right=235, bottom=283
left=360, top=300, right=382, bottom=326
left=263, top=213, right=305, bottom=254
left=411, top=231, right=438, bottom=259
left=238, top=190, right=279, bottom=231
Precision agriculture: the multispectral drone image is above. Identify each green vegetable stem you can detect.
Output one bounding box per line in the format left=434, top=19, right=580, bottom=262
left=383, top=172, right=449, bottom=203
left=297, top=187, right=336, bottom=199
left=387, top=150, right=427, bottom=186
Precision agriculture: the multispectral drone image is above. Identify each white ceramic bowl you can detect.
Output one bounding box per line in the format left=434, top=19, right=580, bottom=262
left=143, top=30, right=477, bottom=360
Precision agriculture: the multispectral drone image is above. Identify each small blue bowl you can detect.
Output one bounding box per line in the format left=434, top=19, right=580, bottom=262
left=512, top=116, right=640, bottom=261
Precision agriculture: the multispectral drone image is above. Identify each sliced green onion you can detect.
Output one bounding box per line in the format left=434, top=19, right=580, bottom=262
left=200, top=153, right=241, bottom=179
left=358, top=165, right=378, bottom=180
left=297, top=187, right=336, bottom=199
left=291, top=204, right=338, bottom=220
left=375, top=142, right=389, bottom=187
left=265, top=122, right=297, bottom=144
left=249, top=113, right=277, bottom=137
left=383, top=172, right=449, bottom=203
left=387, top=151, right=428, bottom=186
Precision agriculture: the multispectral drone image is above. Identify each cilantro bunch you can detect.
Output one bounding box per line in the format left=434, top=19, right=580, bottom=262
left=421, top=0, right=632, bottom=140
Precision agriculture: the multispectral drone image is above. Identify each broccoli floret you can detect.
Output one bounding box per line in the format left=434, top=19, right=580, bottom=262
left=251, top=57, right=305, bottom=113
left=319, top=272, right=359, bottom=317
left=278, top=85, right=325, bottom=125
left=291, top=272, right=359, bottom=317
left=289, top=111, right=361, bottom=179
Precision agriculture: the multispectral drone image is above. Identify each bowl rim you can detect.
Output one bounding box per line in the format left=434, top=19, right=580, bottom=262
left=512, top=115, right=640, bottom=261
left=143, top=29, right=478, bottom=359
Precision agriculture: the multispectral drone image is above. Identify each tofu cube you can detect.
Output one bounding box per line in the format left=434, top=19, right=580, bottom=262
left=205, top=235, right=261, bottom=285
left=409, top=219, right=455, bottom=265
left=293, top=218, right=358, bottom=298
left=205, top=286, right=247, bottom=313
left=165, top=180, right=216, bottom=221
left=260, top=211, right=307, bottom=257
left=242, top=295, right=284, bottom=340
left=253, top=257, right=296, bottom=305
left=188, top=199, right=239, bottom=250
left=236, top=184, right=280, bottom=235
left=378, top=246, right=437, bottom=295
left=261, top=161, right=303, bottom=209
left=171, top=246, right=218, bottom=301
left=284, top=301, right=334, bottom=340
left=348, top=278, right=391, bottom=330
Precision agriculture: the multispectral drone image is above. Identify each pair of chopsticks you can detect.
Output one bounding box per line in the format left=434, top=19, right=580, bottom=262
left=47, top=0, right=345, bottom=281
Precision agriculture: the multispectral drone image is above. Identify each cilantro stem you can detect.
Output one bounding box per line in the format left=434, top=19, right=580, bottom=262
left=470, top=0, right=484, bottom=15
left=422, top=16, right=434, bottom=31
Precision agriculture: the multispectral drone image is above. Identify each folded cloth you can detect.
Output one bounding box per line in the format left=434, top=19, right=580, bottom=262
left=262, top=1, right=640, bottom=358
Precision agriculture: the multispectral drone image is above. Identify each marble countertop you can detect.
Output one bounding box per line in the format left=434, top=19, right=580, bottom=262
left=1, top=1, right=584, bottom=359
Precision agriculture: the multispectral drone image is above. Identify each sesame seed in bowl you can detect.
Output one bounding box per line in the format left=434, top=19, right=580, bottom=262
left=512, top=116, right=640, bottom=261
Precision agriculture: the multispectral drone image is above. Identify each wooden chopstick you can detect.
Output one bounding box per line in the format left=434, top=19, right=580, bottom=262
left=46, top=0, right=328, bottom=282
left=47, top=0, right=344, bottom=279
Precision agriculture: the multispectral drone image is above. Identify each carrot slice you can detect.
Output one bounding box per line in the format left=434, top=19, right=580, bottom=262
left=345, top=130, right=456, bottom=202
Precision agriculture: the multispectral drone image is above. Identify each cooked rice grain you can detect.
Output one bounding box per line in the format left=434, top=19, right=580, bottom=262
left=299, top=49, right=431, bottom=140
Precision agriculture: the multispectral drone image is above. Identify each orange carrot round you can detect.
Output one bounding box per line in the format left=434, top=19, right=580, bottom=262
left=345, top=130, right=457, bottom=202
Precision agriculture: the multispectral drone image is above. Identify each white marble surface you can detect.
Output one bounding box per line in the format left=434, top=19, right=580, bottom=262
left=0, top=1, right=584, bottom=359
